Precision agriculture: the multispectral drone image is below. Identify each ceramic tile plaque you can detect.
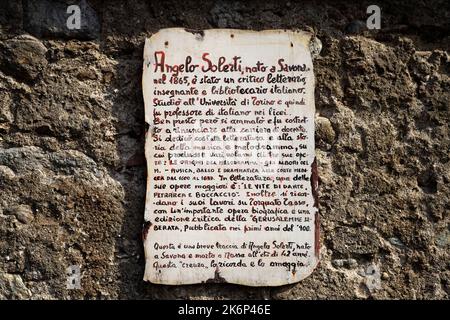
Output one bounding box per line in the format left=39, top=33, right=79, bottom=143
left=142, top=28, right=319, bottom=286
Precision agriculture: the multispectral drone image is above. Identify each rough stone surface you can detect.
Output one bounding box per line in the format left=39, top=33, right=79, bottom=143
left=0, top=0, right=449, bottom=299
left=0, top=274, right=32, bottom=299
left=23, top=0, right=101, bottom=40
left=0, top=35, right=48, bottom=83
left=8, top=204, right=35, bottom=224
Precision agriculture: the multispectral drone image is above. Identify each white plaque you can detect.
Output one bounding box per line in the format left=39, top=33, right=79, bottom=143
left=142, top=28, right=319, bottom=286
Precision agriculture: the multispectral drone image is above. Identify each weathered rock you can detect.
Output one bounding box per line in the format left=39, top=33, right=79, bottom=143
left=0, top=274, right=31, bottom=299
left=23, top=0, right=100, bottom=40
left=0, top=35, right=47, bottom=82
left=0, top=90, right=13, bottom=122
left=332, top=227, right=382, bottom=255
left=209, top=1, right=246, bottom=28
left=309, top=37, right=323, bottom=58
left=315, top=116, right=335, bottom=148
left=76, top=67, right=97, bottom=81
left=9, top=204, right=34, bottom=224
left=344, top=20, right=368, bottom=35
left=0, top=1, right=23, bottom=35
left=332, top=258, right=358, bottom=269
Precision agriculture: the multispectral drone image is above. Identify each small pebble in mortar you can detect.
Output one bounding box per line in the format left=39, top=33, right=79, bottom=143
left=309, top=37, right=322, bottom=59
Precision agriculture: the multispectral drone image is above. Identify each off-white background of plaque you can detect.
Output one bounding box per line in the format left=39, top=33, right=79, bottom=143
left=142, top=28, right=319, bottom=286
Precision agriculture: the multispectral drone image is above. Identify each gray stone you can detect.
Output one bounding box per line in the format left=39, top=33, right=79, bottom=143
left=316, top=116, right=336, bottom=146
left=9, top=204, right=34, bottom=224
left=309, top=37, right=322, bottom=58
left=344, top=20, right=368, bottom=34
left=332, top=258, right=358, bottom=269
left=0, top=165, right=16, bottom=180
left=332, top=227, right=382, bottom=255
left=435, top=230, right=449, bottom=248
left=23, top=0, right=100, bottom=40
left=388, top=237, right=406, bottom=248
left=209, top=1, right=246, bottom=28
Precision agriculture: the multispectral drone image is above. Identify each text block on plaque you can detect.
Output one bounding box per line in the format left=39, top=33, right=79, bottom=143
left=142, top=28, right=319, bottom=286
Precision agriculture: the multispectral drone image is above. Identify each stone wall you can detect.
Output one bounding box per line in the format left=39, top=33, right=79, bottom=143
left=0, top=0, right=448, bottom=299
